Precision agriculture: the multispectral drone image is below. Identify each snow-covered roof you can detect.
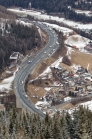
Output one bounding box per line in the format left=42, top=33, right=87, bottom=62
left=10, top=52, right=19, bottom=60
left=64, top=97, right=71, bottom=102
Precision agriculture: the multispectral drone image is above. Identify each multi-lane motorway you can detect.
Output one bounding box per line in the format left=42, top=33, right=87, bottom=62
left=14, top=20, right=59, bottom=118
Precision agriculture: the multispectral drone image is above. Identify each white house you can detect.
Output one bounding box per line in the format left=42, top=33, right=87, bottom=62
left=64, top=97, right=71, bottom=102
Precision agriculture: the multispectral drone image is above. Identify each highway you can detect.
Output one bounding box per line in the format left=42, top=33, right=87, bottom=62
left=14, top=19, right=59, bottom=118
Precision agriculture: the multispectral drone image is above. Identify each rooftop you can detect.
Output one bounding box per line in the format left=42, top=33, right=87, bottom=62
left=10, top=52, right=19, bottom=60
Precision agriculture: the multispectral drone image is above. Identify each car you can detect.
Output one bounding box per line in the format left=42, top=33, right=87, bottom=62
left=25, top=94, right=28, bottom=98
left=53, top=49, right=55, bottom=51
left=28, top=61, right=31, bottom=63
left=28, top=60, right=32, bottom=64
left=48, top=54, right=50, bottom=56
left=50, top=46, right=52, bottom=47
left=56, top=42, right=59, bottom=44
left=44, top=51, right=46, bottom=54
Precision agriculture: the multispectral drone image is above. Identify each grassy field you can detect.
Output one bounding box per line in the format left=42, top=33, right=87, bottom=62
left=70, top=50, right=92, bottom=74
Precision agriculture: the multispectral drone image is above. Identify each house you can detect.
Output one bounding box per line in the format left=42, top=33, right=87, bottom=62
left=85, top=42, right=92, bottom=52
left=57, top=66, right=62, bottom=70
left=10, top=52, right=19, bottom=64
left=64, top=97, right=71, bottom=102
left=89, top=12, right=92, bottom=15
left=72, top=46, right=77, bottom=49
left=59, top=89, right=65, bottom=95
left=87, top=86, right=92, bottom=91
left=69, top=73, right=74, bottom=77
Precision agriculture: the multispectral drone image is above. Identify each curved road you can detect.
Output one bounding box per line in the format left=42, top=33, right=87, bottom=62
left=14, top=20, right=59, bottom=118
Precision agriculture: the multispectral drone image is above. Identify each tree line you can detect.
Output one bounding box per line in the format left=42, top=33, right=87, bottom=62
left=72, top=0, right=92, bottom=11
left=66, top=9, right=92, bottom=23
left=0, top=0, right=91, bottom=11
left=0, top=106, right=92, bottom=138
left=0, top=0, right=92, bottom=23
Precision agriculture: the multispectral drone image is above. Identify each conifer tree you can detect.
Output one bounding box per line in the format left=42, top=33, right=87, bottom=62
left=9, top=119, right=13, bottom=135
left=66, top=112, right=75, bottom=139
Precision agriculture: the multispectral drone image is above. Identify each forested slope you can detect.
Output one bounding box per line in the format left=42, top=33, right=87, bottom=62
left=0, top=0, right=92, bottom=23
left=0, top=22, right=41, bottom=71
left=0, top=107, right=92, bottom=139
left=0, top=0, right=92, bottom=11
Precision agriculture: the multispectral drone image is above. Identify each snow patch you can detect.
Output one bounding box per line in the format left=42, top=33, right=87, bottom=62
left=44, top=87, right=52, bottom=91
left=0, top=67, right=19, bottom=92
left=44, top=22, right=73, bottom=35
left=87, top=63, right=90, bottom=70
left=16, top=20, right=32, bottom=27
left=74, top=9, right=92, bottom=17
left=51, top=57, right=63, bottom=68
left=65, top=34, right=90, bottom=50
left=79, top=101, right=92, bottom=111
left=35, top=99, right=50, bottom=110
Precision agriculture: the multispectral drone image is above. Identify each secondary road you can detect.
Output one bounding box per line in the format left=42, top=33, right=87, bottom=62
left=14, top=19, right=59, bottom=118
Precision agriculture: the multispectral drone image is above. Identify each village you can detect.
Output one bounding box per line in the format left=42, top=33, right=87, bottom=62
left=34, top=64, right=92, bottom=114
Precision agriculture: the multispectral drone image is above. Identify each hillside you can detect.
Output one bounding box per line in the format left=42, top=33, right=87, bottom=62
left=0, top=107, right=92, bottom=139
left=0, top=5, right=16, bottom=19
left=0, top=21, right=41, bottom=72
left=0, top=0, right=92, bottom=11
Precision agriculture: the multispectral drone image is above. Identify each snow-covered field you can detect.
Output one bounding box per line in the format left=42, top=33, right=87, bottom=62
left=8, top=8, right=92, bottom=30
left=44, top=22, right=73, bottom=35
left=16, top=20, right=32, bottom=27
left=0, top=67, right=19, bottom=93
left=65, top=34, right=90, bottom=50
left=79, top=100, right=92, bottom=110
left=74, top=9, right=92, bottom=17
left=35, top=99, right=50, bottom=110
left=0, top=76, right=14, bottom=92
